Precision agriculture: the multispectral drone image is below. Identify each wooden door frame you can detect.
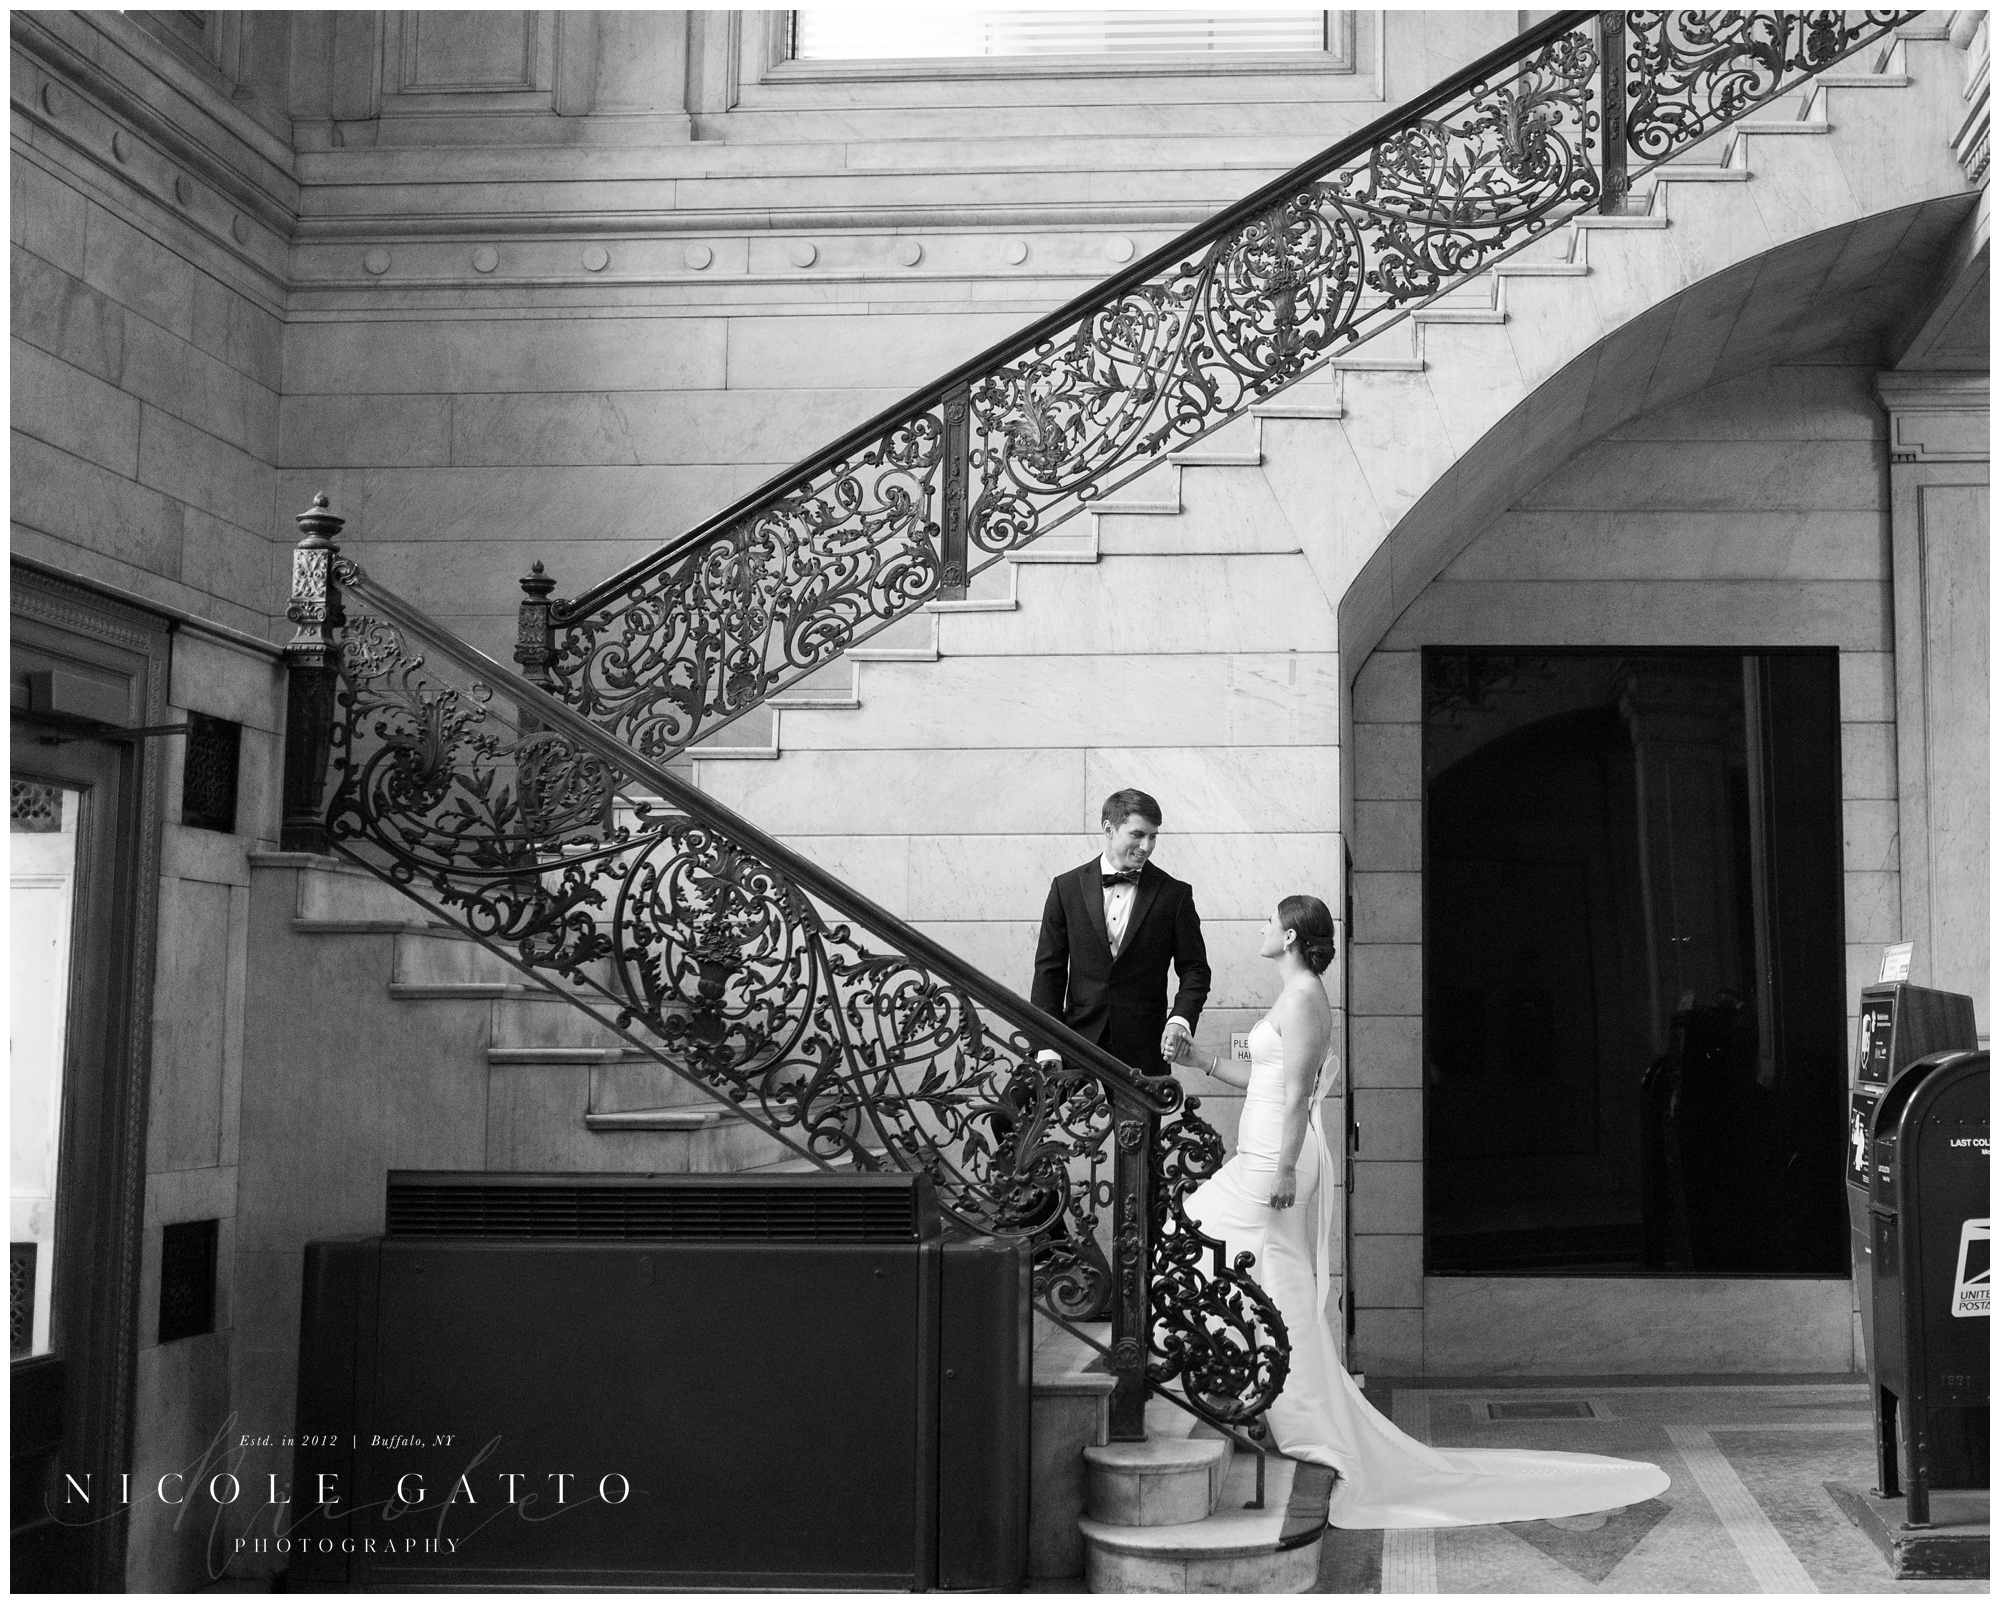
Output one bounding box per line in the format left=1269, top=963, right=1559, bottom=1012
left=10, top=566, right=170, bottom=1591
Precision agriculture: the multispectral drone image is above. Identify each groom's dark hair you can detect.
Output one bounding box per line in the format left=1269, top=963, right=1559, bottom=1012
left=1101, top=789, right=1162, bottom=829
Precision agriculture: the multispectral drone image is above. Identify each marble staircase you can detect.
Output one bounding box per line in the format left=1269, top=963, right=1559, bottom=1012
left=277, top=850, right=795, bottom=1173
left=1030, top=1316, right=1327, bottom=1592
left=1077, top=1395, right=1323, bottom=1592
left=681, top=24, right=1958, bottom=775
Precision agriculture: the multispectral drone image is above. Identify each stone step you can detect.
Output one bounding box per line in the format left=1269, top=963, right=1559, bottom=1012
left=768, top=660, right=861, bottom=708
left=1095, top=463, right=1306, bottom=554
left=1328, top=316, right=1425, bottom=371
left=928, top=558, right=1020, bottom=612
left=690, top=703, right=781, bottom=760
left=1170, top=416, right=1265, bottom=468
left=588, top=1054, right=719, bottom=1112
left=1084, top=1436, right=1231, bottom=1527
left=582, top=1105, right=741, bottom=1133
left=847, top=610, right=940, bottom=661
left=289, top=855, right=440, bottom=932
left=392, top=928, right=524, bottom=991
left=1011, top=527, right=1101, bottom=564
left=1030, top=1320, right=1117, bottom=1581
left=1735, top=117, right=1833, bottom=135
left=490, top=1002, right=636, bottom=1053
left=501, top=1108, right=797, bottom=1173
left=1079, top=1448, right=1321, bottom=1593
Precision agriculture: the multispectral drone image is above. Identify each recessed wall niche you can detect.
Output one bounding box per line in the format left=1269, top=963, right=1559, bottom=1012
left=381, top=11, right=557, bottom=115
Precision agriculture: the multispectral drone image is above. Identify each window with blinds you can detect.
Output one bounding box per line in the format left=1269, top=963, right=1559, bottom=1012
left=792, top=10, right=1332, bottom=63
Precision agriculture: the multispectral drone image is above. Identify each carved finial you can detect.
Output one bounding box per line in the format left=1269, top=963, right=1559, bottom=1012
left=295, top=492, right=344, bottom=548
left=519, top=561, right=557, bottom=601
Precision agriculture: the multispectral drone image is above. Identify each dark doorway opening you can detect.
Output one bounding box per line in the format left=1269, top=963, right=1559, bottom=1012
left=11, top=568, right=170, bottom=1592
left=1424, top=651, right=1848, bottom=1276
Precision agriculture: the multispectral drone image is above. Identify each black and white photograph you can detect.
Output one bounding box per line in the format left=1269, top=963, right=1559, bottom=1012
left=8, top=5, right=1990, bottom=1594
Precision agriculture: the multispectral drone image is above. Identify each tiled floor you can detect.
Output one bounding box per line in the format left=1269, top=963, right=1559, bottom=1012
left=1314, top=1376, right=1986, bottom=1595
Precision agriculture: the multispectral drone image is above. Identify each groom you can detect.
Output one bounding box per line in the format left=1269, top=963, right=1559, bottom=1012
left=1032, top=788, right=1211, bottom=1075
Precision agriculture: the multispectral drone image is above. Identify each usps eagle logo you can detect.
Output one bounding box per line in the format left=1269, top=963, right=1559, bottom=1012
left=1951, top=1219, right=1990, bottom=1318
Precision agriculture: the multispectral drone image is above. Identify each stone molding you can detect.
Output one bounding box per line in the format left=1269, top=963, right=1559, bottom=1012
left=1948, top=8, right=1989, bottom=182
left=12, top=557, right=286, bottom=662
left=11, top=563, right=173, bottom=655
left=12, top=12, right=299, bottom=221
left=1874, top=372, right=1991, bottom=463
left=17, top=8, right=1347, bottom=300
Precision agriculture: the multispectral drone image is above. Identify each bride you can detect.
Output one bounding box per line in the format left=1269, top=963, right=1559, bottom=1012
left=1170, top=893, right=1670, bottom=1530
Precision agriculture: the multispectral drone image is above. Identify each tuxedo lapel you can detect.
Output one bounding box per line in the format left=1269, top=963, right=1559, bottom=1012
left=1076, top=861, right=1110, bottom=954
left=1115, top=865, right=1163, bottom=970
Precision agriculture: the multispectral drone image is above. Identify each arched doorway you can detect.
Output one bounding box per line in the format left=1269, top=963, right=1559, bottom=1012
left=1334, top=208, right=1988, bottom=1375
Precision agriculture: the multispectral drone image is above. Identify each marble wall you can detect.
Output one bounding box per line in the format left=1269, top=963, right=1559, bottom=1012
left=1876, top=372, right=1990, bottom=1026
left=1345, top=362, right=1911, bottom=1377
left=699, top=546, right=1348, bottom=1145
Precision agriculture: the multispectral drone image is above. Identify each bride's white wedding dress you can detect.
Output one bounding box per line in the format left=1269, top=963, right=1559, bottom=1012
left=1184, top=1017, right=1670, bottom=1530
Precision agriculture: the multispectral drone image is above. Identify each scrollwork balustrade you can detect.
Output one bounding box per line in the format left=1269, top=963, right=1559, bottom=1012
left=313, top=555, right=1286, bottom=1432
left=540, top=12, right=1915, bottom=761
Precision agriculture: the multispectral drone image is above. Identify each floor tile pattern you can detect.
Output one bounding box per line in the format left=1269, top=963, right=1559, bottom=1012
left=1314, top=1379, right=1986, bottom=1594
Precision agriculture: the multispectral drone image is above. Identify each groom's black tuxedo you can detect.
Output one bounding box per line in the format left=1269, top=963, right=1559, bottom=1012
left=1032, top=859, right=1211, bottom=1072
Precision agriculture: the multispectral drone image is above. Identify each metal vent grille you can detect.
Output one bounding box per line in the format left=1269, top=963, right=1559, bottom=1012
left=11, top=1242, right=35, bottom=1358
left=11, top=782, right=61, bottom=833
left=180, top=712, right=240, bottom=833
left=385, top=1174, right=925, bottom=1242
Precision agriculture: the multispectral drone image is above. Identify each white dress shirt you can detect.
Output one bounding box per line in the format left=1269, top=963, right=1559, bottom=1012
left=1100, top=852, right=1137, bottom=957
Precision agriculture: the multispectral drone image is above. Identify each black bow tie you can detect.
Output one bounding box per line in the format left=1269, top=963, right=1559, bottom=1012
left=1101, top=869, right=1141, bottom=887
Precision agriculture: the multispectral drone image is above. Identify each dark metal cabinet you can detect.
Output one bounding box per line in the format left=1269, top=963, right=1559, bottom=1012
left=291, top=1172, right=1028, bottom=1591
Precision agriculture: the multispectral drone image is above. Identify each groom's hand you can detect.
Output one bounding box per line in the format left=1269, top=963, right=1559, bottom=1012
left=1160, top=1018, right=1192, bottom=1062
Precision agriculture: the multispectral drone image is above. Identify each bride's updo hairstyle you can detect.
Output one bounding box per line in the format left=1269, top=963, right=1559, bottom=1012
left=1278, top=894, right=1337, bottom=974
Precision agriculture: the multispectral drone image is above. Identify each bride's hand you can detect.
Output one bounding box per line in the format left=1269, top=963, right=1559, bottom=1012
left=1270, top=1167, right=1297, bottom=1210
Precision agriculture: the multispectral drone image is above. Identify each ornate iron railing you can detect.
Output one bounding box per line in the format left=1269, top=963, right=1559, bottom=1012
left=522, top=9, right=1921, bottom=762
left=282, top=499, right=1284, bottom=1441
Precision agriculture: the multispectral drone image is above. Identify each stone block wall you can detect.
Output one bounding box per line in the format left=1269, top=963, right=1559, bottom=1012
left=12, top=26, right=289, bottom=635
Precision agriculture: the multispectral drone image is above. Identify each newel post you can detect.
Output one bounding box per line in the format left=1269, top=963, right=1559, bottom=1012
left=279, top=493, right=347, bottom=853
left=1108, top=1101, right=1159, bottom=1441
left=939, top=383, right=971, bottom=600
left=514, top=561, right=558, bottom=692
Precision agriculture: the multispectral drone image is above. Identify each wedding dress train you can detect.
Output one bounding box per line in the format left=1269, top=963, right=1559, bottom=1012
left=1183, top=1019, right=1671, bottom=1530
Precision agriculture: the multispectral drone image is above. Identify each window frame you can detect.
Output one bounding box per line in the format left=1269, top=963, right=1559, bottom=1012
left=764, top=8, right=1357, bottom=83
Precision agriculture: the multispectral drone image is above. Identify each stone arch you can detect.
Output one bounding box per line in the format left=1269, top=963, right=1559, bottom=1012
left=1333, top=197, right=1982, bottom=1377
